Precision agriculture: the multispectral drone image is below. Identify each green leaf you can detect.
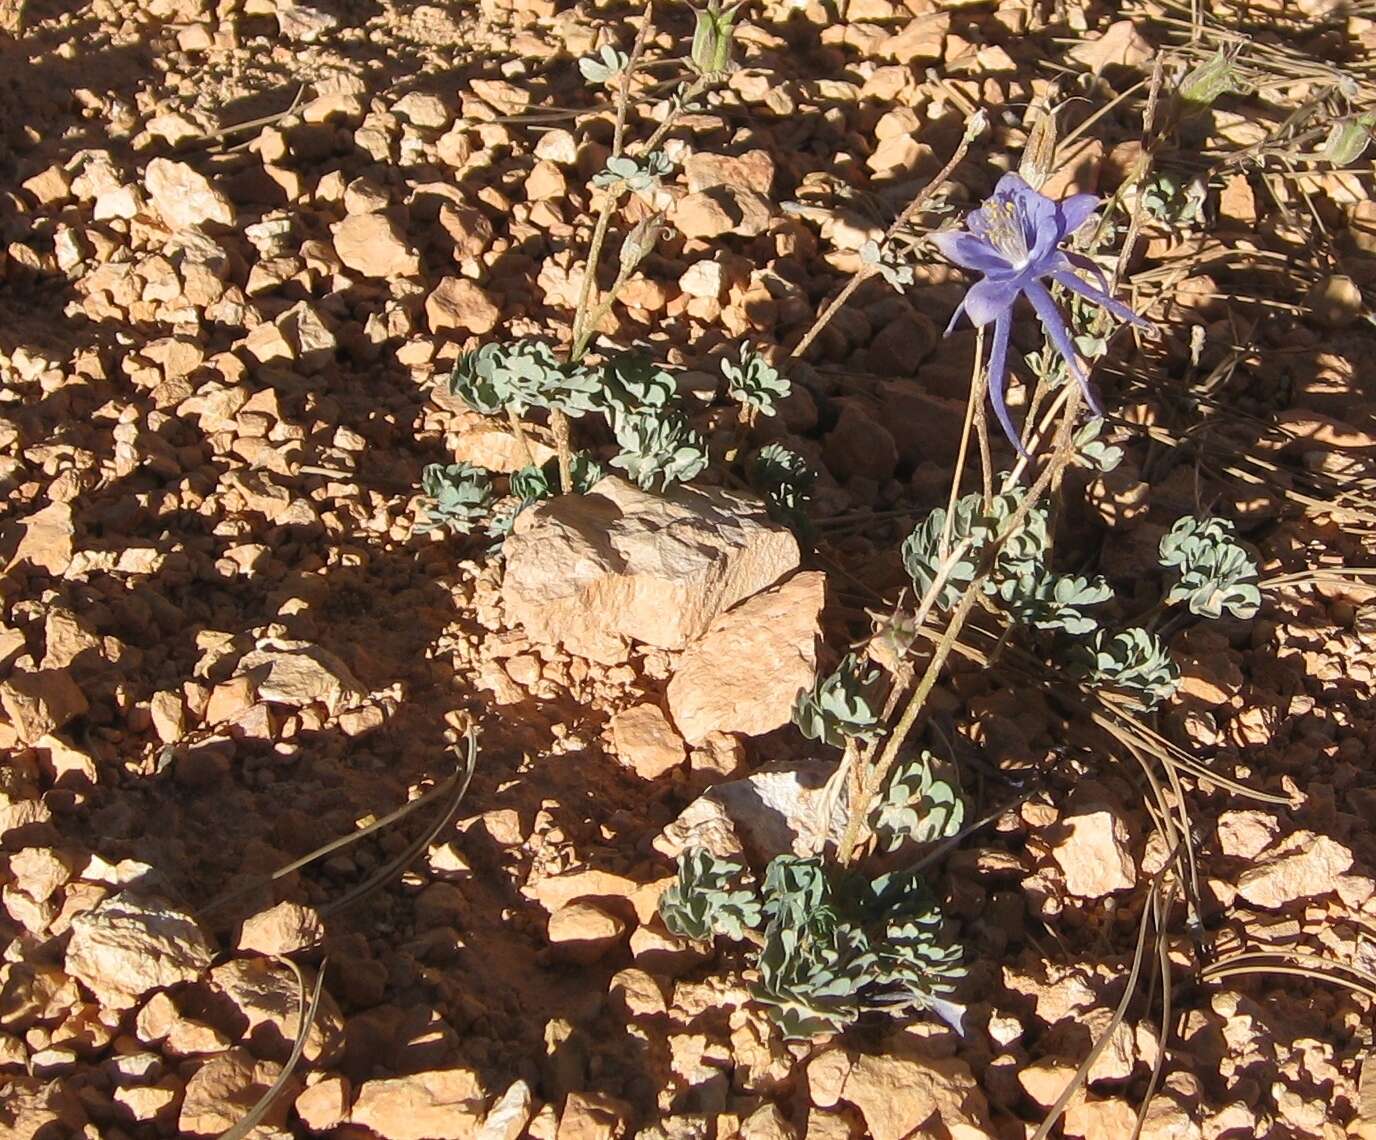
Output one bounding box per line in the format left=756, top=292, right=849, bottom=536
left=418, top=462, right=494, bottom=534
left=608, top=406, right=707, bottom=490
left=870, top=751, right=965, bottom=852
left=750, top=443, right=814, bottom=530
left=793, top=654, right=882, bottom=748
left=721, top=345, right=790, bottom=416
left=1158, top=515, right=1261, bottom=620
left=1072, top=627, right=1180, bottom=708
left=658, top=848, right=763, bottom=942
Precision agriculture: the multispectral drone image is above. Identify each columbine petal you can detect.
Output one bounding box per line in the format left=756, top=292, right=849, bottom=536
left=963, top=275, right=1023, bottom=327
left=1024, top=280, right=1087, bottom=385
left=944, top=298, right=968, bottom=336
left=930, top=230, right=1015, bottom=276
left=1051, top=270, right=1153, bottom=329
left=984, top=310, right=1026, bottom=456
left=1060, top=251, right=1110, bottom=292
left=1055, top=193, right=1100, bottom=239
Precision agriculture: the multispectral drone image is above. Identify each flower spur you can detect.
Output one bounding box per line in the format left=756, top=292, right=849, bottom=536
left=932, top=172, right=1151, bottom=454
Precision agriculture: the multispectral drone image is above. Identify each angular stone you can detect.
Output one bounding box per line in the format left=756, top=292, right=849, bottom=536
left=235, top=638, right=365, bottom=714
left=65, top=892, right=216, bottom=1009
left=667, top=571, right=824, bottom=744
left=351, top=1069, right=487, bottom=1140
left=501, top=476, right=798, bottom=665
left=1236, top=831, right=1353, bottom=909
left=477, top=1079, right=534, bottom=1140
left=1050, top=808, right=1137, bottom=899
left=207, top=958, right=344, bottom=1064
left=331, top=213, right=420, bottom=278
left=179, top=1048, right=293, bottom=1137
left=547, top=900, right=627, bottom=965
left=0, top=669, right=87, bottom=744
left=610, top=704, right=686, bottom=779
left=426, top=276, right=501, bottom=335
left=144, top=158, right=234, bottom=229
left=7, top=501, right=75, bottom=575
left=835, top=1052, right=992, bottom=1140
left=237, top=899, right=324, bottom=956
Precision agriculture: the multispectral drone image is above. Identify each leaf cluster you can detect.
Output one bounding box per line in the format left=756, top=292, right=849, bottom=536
left=721, top=346, right=790, bottom=416
left=659, top=848, right=762, bottom=942
left=591, top=151, right=674, bottom=193
left=1158, top=515, right=1261, bottom=620
left=418, top=463, right=494, bottom=534
left=608, top=405, right=708, bottom=490
left=750, top=443, right=813, bottom=530
left=449, top=339, right=600, bottom=418
left=1072, top=627, right=1181, bottom=708
left=793, top=654, right=883, bottom=749
left=869, top=751, right=966, bottom=853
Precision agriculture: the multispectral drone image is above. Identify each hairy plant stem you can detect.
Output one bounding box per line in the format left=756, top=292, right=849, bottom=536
left=506, top=408, right=536, bottom=468
left=941, top=326, right=985, bottom=555
left=549, top=409, right=574, bottom=493
left=786, top=120, right=980, bottom=366
left=838, top=387, right=1085, bottom=866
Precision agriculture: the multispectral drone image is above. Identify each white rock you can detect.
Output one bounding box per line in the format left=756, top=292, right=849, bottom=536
left=1050, top=808, right=1137, bottom=899
left=235, top=638, right=365, bottom=714
left=144, top=158, right=234, bottom=229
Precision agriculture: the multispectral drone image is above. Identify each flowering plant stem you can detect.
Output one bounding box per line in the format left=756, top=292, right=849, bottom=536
left=786, top=116, right=983, bottom=365
left=837, top=386, right=1085, bottom=867
left=506, top=407, right=537, bottom=469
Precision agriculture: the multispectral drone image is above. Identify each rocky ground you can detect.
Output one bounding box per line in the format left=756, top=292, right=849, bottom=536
left=2, top=0, right=1376, bottom=1138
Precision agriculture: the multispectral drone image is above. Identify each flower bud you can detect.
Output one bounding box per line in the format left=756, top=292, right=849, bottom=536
left=1319, top=112, right=1375, bottom=166
left=618, top=211, right=666, bottom=273
left=690, top=1, right=739, bottom=77
left=1018, top=104, right=1058, bottom=190
left=1178, top=50, right=1247, bottom=112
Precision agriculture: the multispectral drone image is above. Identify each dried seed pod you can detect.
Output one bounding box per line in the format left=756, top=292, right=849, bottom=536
left=1319, top=112, right=1375, bottom=166
left=1177, top=49, right=1248, bottom=113
left=1018, top=102, right=1059, bottom=190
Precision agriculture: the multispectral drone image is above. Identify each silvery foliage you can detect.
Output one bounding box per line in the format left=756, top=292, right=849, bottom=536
left=418, top=463, right=493, bottom=534
left=579, top=43, right=629, bottom=86
left=750, top=443, right=813, bottom=529
left=1140, top=171, right=1207, bottom=228
left=1072, top=416, right=1124, bottom=473
left=752, top=857, right=965, bottom=1040
left=1072, top=627, right=1181, bottom=708
left=489, top=454, right=606, bottom=535
left=599, top=352, right=677, bottom=411
left=902, top=492, right=1111, bottom=635
left=859, top=239, right=914, bottom=288
left=721, top=345, right=791, bottom=417
left=659, top=848, right=762, bottom=942
left=793, top=654, right=882, bottom=748
left=608, top=404, right=708, bottom=490
left=592, top=150, right=674, bottom=193
left=1158, top=515, right=1261, bottom=620
left=870, top=752, right=966, bottom=853
left=450, top=339, right=601, bottom=417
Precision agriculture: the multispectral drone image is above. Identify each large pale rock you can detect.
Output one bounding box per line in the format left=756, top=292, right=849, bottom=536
left=477, top=1079, right=534, bottom=1140
left=610, top=703, right=686, bottom=779
left=7, top=501, right=75, bottom=575
left=144, top=158, right=235, bottom=229
left=65, top=892, right=216, bottom=1009
left=667, top=571, right=824, bottom=744
left=235, top=638, right=365, bottom=714
left=1050, top=807, right=1137, bottom=899
left=351, top=1069, right=487, bottom=1140
left=179, top=1048, right=293, bottom=1137
left=501, top=476, right=798, bottom=664
left=822, top=1050, right=994, bottom=1140
left=1236, top=831, right=1353, bottom=909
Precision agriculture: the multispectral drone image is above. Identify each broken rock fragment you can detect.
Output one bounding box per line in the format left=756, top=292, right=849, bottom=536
left=64, top=892, right=217, bottom=1009
left=501, top=476, right=798, bottom=664
left=0, top=668, right=87, bottom=744
left=351, top=1068, right=487, bottom=1140
left=235, top=638, right=366, bottom=715
left=667, top=570, right=824, bottom=744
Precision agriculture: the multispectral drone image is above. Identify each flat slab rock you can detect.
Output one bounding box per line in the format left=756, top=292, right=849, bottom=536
left=500, top=476, right=799, bottom=665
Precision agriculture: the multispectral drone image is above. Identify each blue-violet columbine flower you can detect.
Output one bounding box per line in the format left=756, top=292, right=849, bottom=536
left=933, top=172, right=1151, bottom=454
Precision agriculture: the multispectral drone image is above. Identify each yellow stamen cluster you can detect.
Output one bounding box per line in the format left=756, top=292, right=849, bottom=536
left=982, top=198, right=1031, bottom=267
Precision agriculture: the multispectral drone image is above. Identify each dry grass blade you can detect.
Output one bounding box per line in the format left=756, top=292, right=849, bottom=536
left=1201, top=950, right=1376, bottom=1003
left=320, top=732, right=479, bottom=917
left=1030, top=875, right=1176, bottom=1140
left=199, top=731, right=479, bottom=919
left=217, top=955, right=327, bottom=1140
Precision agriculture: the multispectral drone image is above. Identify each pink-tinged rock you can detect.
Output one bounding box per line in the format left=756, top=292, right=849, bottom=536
left=144, top=158, right=235, bottom=229
left=351, top=1069, right=487, bottom=1140
left=7, top=501, right=75, bottom=575
left=879, top=13, right=950, bottom=63
left=65, top=892, right=217, bottom=1009
left=0, top=669, right=87, bottom=744
left=819, top=1049, right=993, bottom=1140
left=610, top=703, right=686, bottom=779
left=501, top=476, right=799, bottom=665
left=667, top=571, right=824, bottom=744
left=547, top=900, right=628, bottom=965
left=426, top=276, right=501, bottom=335
left=1050, top=807, right=1137, bottom=899
left=179, top=1048, right=294, bottom=1137
left=1236, top=831, right=1353, bottom=909
left=234, top=638, right=365, bottom=714
left=330, top=212, right=420, bottom=278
